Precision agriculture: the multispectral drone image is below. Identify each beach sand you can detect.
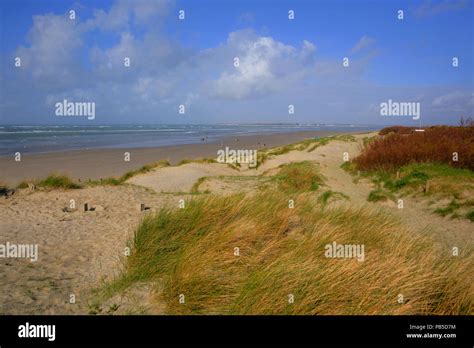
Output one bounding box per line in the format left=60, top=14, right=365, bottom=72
left=0, top=130, right=355, bottom=187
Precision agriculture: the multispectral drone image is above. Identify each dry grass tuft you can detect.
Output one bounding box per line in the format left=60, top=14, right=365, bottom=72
left=111, top=191, right=473, bottom=314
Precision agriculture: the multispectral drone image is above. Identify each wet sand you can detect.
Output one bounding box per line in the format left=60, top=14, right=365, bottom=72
left=0, top=130, right=360, bottom=186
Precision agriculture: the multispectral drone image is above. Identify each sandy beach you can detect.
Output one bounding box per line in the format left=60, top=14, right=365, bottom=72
left=0, top=130, right=355, bottom=187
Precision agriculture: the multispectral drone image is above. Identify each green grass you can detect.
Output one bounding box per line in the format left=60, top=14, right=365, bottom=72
left=384, top=170, right=429, bottom=191
left=367, top=189, right=392, bottom=202
left=399, top=163, right=474, bottom=180
left=255, top=134, right=358, bottom=168
left=466, top=210, right=474, bottom=222
left=434, top=200, right=461, bottom=217
left=340, top=161, right=357, bottom=173
left=99, top=190, right=474, bottom=315
left=346, top=161, right=474, bottom=221
left=90, top=160, right=170, bottom=186
left=191, top=177, right=208, bottom=194
left=433, top=199, right=474, bottom=220
left=272, top=161, right=324, bottom=193
left=317, top=190, right=349, bottom=208
left=355, top=162, right=474, bottom=192
left=362, top=136, right=376, bottom=148
left=354, top=163, right=474, bottom=197
left=177, top=158, right=216, bottom=166
left=17, top=175, right=82, bottom=190
left=17, top=161, right=170, bottom=190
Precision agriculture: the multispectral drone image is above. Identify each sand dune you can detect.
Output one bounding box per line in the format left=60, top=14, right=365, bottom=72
left=1, top=131, right=472, bottom=314
left=127, top=162, right=237, bottom=193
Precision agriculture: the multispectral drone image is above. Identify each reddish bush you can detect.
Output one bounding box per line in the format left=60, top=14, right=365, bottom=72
left=355, top=126, right=474, bottom=171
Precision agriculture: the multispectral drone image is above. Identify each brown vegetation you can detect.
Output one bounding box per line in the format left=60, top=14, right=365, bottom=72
left=355, top=126, right=474, bottom=171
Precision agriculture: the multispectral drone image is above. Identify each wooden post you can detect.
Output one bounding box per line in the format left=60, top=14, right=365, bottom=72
left=84, top=203, right=88, bottom=212
left=140, top=203, right=145, bottom=211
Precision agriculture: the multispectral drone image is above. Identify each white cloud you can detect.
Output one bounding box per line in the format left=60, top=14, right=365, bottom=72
left=413, top=0, right=468, bottom=17
left=86, top=0, right=172, bottom=31
left=351, top=35, right=375, bottom=53
left=206, top=30, right=316, bottom=99
left=432, top=91, right=474, bottom=112
left=15, top=13, right=83, bottom=85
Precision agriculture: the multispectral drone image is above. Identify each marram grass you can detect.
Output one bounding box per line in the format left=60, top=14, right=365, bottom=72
left=111, top=190, right=473, bottom=315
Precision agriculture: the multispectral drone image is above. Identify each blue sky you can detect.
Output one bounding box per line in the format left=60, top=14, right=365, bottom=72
left=0, top=0, right=472, bottom=125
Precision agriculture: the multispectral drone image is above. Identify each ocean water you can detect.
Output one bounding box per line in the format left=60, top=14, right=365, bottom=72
left=0, top=124, right=380, bottom=156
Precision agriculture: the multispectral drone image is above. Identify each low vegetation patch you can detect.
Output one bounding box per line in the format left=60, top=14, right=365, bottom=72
left=255, top=134, right=357, bottom=168
left=178, top=158, right=216, bottom=166
left=190, top=177, right=210, bottom=194
left=18, top=174, right=82, bottom=190
left=367, top=189, right=392, bottom=202
left=17, top=161, right=171, bottom=190
left=90, top=160, right=170, bottom=186
left=317, top=190, right=349, bottom=208
left=466, top=210, right=474, bottom=222
left=272, top=161, right=324, bottom=193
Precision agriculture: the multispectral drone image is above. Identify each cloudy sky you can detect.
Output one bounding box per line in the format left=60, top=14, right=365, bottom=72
left=0, top=0, right=472, bottom=125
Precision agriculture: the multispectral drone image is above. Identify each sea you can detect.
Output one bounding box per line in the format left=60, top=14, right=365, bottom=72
left=0, top=124, right=381, bottom=156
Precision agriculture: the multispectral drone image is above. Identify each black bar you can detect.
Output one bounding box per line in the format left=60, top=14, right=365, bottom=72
left=0, top=315, right=472, bottom=346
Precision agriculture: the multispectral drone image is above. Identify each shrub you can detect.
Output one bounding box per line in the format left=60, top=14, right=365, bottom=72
left=355, top=126, right=474, bottom=171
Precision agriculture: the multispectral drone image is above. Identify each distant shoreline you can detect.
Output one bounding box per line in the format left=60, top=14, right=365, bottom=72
left=0, top=124, right=381, bottom=156
left=0, top=129, right=376, bottom=186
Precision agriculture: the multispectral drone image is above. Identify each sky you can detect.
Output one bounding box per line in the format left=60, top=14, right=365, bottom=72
left=0, top=0, right=472, bottom=125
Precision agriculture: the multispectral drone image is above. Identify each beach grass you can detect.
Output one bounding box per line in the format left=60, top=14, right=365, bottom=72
left=272, top=161, right=324, bottom=193
left=103, top=190, right=473, bottom=314
left=317, top=190, right=349, bottom=208
left=190, top=177, right=209, bottom=194
left=15, top=160, right=171, bottom=190
left=89, top=160, right=171, bottom=186
left=17, top=174, right=82, bottom=190
left=255, top=134, right=357, bottom=168
left=177, top=158, right=216, bottom=166
left=367, top=189, right=392, bottom=202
